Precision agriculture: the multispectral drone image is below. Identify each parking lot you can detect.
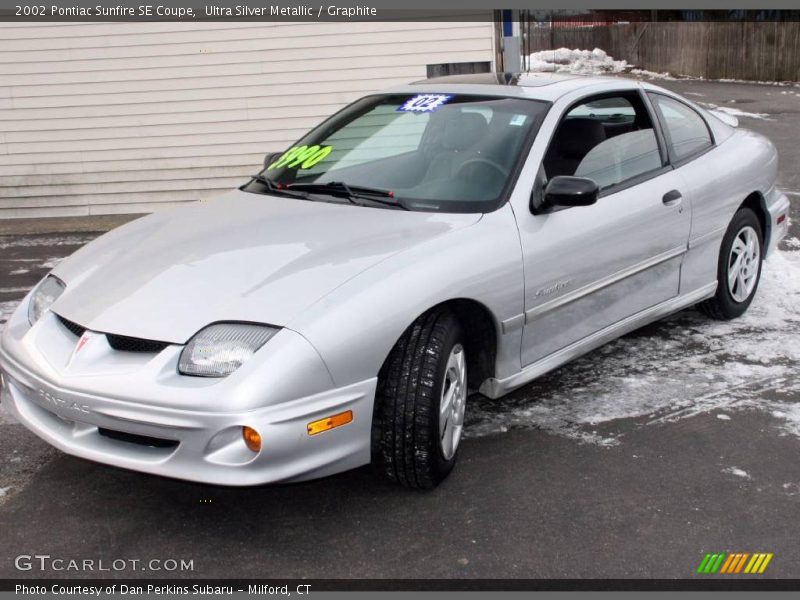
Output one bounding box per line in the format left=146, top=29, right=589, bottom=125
left=1, top=78, right=799, bottom=580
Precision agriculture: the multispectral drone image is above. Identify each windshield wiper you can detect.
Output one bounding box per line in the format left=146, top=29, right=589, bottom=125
left=247, top=174, right=311, bottom=200
left=286, top=181, right=410, bottom=210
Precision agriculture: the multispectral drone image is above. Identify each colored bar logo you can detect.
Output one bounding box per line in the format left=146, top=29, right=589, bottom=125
left=697, top=552, right=773, bottom=574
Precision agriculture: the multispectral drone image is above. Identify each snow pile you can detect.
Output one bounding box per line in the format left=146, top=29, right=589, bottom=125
left=698, top=102, right=771, bottom=121
left=468, top=247, right=800, bottom=445
left=722, top=467, right=752, bottom=480
left=527, top=47, right=629, bottom=75
left=629, top=68, right=677, bottom=80
left=526, top=47, right=678, bottom=80
left=0, top=234, right=96, bottom=250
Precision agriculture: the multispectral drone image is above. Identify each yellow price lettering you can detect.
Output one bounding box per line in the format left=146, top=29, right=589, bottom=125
left=268, top=145, right=332, bottom=170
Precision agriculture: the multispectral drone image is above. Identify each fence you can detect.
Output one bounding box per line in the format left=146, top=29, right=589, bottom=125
left=526, top=21, right=800, bottom=81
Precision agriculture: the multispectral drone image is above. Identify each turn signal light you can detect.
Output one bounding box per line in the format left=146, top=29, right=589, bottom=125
left=242, top=426, right=262, bottom=452
left=307, top=410, right=353, bottom=436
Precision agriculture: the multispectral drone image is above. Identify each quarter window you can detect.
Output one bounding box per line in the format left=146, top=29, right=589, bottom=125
left=649, top=94, right=713, bottom=161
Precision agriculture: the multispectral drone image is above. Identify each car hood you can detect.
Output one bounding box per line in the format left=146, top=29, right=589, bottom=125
left=51, top=190, right=481, bottom=343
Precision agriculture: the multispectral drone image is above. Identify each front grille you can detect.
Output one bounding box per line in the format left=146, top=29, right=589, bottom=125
left=56, top=313, right=168, bottom=353
left=56, top=315, right=86, bottom=338
left=98, top=428, right=179, bottom=449
left=106, top=333, right=170, bottom=354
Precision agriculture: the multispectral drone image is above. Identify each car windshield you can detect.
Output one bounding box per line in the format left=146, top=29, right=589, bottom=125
left=242, top=93, right=550, bottom=213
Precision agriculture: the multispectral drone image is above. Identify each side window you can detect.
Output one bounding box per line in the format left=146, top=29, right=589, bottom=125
left=649, top=94, right=712, bottom=162
left=543, top=93, right=663, bottom=191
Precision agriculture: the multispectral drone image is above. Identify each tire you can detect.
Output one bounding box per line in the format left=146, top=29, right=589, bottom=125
left=372, top=308, right=467, bottom=489
left=699, top=207, right=763, bottom=320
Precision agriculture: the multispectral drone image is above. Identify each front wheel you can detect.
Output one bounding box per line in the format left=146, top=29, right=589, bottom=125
left=372, top=308, right=467, bottom=489
left=700, top=207, right=763, bottom=320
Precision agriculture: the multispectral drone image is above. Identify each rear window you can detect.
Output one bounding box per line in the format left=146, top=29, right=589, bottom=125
left=568, top=97, right=636, bottom=124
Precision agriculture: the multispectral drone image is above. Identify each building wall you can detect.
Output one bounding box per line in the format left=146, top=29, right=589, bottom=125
left=0, top=21, right=495, bottom=218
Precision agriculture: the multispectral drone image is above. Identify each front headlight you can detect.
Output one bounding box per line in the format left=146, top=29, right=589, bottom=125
left=28, top=275, right=66, bottom=326
left=178, top=323, right=278, bottom=377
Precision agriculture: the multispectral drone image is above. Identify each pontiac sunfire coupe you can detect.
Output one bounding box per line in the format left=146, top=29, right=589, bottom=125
left=0, top=73, right=790, bottom=489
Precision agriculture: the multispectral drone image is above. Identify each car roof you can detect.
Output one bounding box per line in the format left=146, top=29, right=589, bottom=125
left=385, top=72, right=654, bottom=103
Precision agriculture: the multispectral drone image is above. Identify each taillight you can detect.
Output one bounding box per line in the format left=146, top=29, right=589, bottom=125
left=777, top=214, right=786, bottom=225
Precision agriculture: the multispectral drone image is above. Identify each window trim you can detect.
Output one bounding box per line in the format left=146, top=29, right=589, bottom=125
left=646, top=91, right=716, bottom=168
left=538, top=89, right=670, bottom=205
left=638, top=90, right=670, bottom=167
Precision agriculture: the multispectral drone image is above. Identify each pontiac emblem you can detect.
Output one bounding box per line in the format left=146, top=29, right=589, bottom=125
left=75, top=332, right=90, bottom=354
left=37, top=389, right=91, bottom=415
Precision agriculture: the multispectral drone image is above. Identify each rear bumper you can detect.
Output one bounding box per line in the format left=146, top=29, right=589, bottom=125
left=0, top=344, right=375, bottom=486
left=765, top=189, right=790, bottom=257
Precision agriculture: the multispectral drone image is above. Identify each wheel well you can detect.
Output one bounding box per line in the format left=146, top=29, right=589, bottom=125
left=379, top=300, right=498, bottom=392
left=444, top=299, right=497, bottom=390
left=739, top=192, right=769, bottom=241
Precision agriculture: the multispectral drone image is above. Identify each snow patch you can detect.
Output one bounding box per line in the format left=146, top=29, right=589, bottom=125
left=772, top=403, right=800, bottom=438
left=40, top=257, right=63, bottom=270
left=783, top=483, right=800, bottom=496
left=723, top=467, right=752, bottom=480
left=699, top=102, right=772, bottom=120
left=0, top=234, right=96, bottom=250
left=467, top=250, right=800, bottom=446
left=718, top=78, right=793, bottom=87
left=0, top=486, right=9, bottom=497
left=630, top=68, right=676, bottom=80
left=716, top=414, right=732, bottom=421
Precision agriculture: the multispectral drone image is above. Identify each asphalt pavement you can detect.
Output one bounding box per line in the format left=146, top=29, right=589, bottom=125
left=0, top=78, right=798, bottom=581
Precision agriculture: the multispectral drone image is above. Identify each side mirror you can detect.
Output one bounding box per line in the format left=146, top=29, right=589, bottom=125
left=542, top=176, right=599, bottom=209
left=263, top=152, right=282, bottom=169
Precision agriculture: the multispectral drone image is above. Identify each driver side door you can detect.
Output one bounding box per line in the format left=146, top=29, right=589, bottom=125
left=517, top=90, right=692, bottom=367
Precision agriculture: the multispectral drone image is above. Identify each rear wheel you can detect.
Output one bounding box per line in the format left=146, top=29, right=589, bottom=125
left=372, top=308, right=467, bottom=489
left=700, top=208, right=763, bottom=320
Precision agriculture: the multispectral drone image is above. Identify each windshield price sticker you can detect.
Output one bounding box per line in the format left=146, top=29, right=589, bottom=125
left=397, top=94, right=453, bottom=113
left=268, top=145, right=333, bottom=170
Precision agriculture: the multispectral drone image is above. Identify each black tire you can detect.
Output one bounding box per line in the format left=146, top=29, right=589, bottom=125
left=372, top=308, right=465, bottom=489
left=699, top=207, right=763, bottom=320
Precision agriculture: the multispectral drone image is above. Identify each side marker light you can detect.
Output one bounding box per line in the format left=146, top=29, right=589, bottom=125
left=307, top=411, right=353, bottom=436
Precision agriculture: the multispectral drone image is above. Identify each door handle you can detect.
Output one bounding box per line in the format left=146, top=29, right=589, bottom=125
left=662, top=190, right=683, bottom=206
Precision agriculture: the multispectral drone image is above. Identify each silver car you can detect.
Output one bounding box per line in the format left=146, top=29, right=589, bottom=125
left=0, top=73, right=790, bottom=489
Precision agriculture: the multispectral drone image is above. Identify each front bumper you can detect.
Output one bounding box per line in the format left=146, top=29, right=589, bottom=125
left=0, top=336, right=375, bottom=487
